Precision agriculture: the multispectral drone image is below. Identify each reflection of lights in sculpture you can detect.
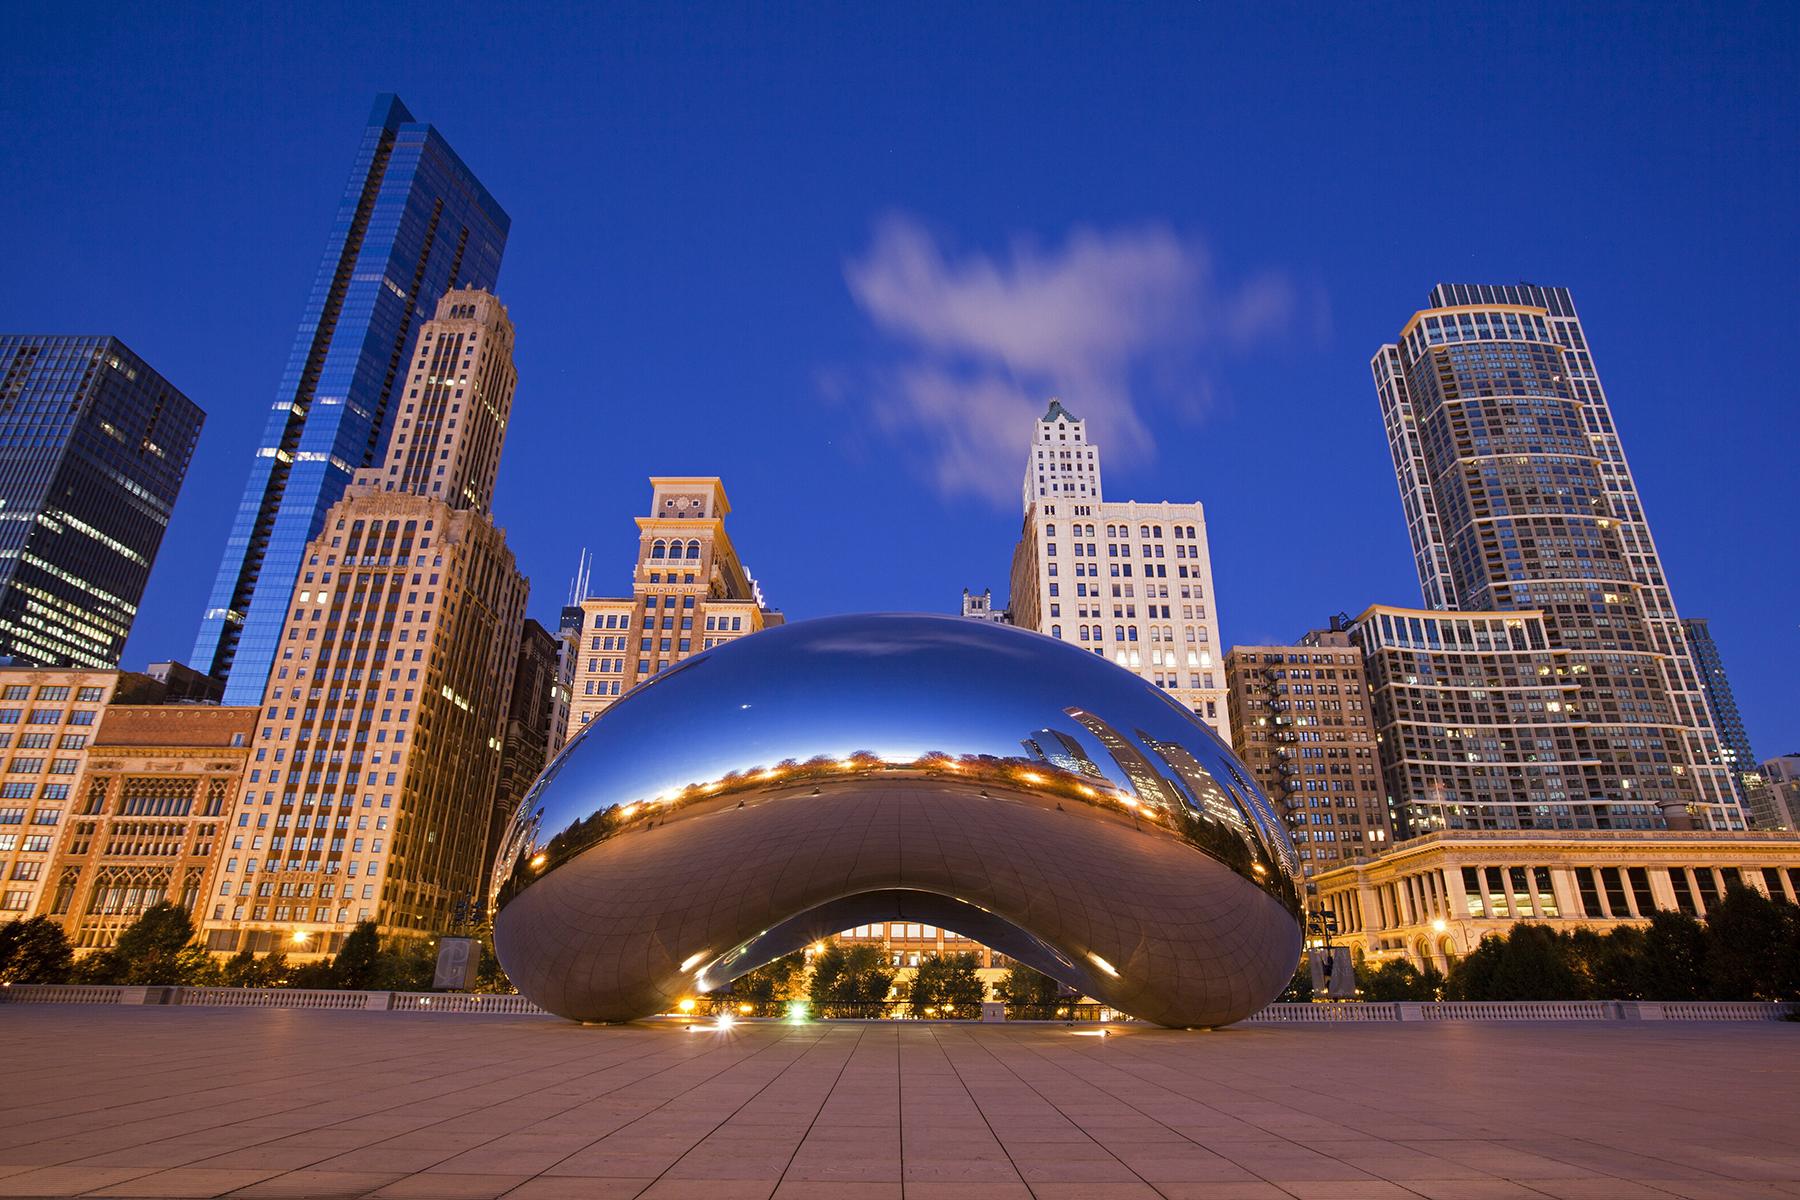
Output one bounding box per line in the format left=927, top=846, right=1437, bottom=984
left=492, top=614, right=1302, bottom=1028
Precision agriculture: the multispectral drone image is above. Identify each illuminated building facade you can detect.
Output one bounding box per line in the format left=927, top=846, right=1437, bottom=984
left=202, top=289, right=527, bottom=954
left=44, top=704, right=257, bottom=950
left=1313, top=827, right=1800, bottom=975
left=0, top=336, right=202, bottom=668
left=1225, top=631, right=1391, bottom=879
left=1681, top=617, right=1759, bottom=807
left=1750, top=754, right=1800, bottom=832
left=1372, top=284, right=1740, bottom=829
left=195, top=95, right=509, bottom=701
left=562, top=478, right=781, bottom=740
left=1009, top=402, right=1229, bottom=738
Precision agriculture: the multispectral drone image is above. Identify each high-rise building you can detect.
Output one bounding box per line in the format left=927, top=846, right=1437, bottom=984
left=1372, top=284, right=1740, bottom=829
left=1681, top=617, right=1759, bottom=806
left=1350, top=605, right=1670, bottom=835
left=43, top=703, right=257, bottom=950
left=194, top=95, right=509, bottom=702
left=0, top=667, right=167, bottom=916
left=563, top=478, right=782, bottom=740
left=960, top=588, right=1009, bottom=623
left=202, top=289, right=527, bottom=953
left=1225, top=630, right=1391, bottom=880
left=489, top=618, right=562, bottom=901
left=1750, top=754, right=1800, bottom=832
left=0, top=336, right=202, bottom=668
left=1008, top=402, right=1229, bottom=738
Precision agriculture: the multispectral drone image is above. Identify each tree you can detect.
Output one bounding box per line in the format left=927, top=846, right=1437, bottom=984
left=1569, top=926, right=1645, bottom=1000
left=0, top=917, right=74, bottom=984
left=1355, top=958, right=1442, bottom=1001
left=220, top=949, right=291, bottom=988
left=1277, top=962, right=1313, bottom=1003
left=1445, top=923, right=1583, bottom=1001
left=906, top=952, right=986, bottom=1015
left=474, top=939, right=515, bottom=994
left=808, top=944, right=895, bottom=1011
left=108, top=903, right=217, bottom=985
left=332, top=921, right=382, bottom=988
left=727, top=953, right=804, bottom=1005
left=1639, top=910, right=1707, bottom=1000
left=999, top=962, right=1063, bottom=1009
left=1705, top=885, right=1800, bottom=1001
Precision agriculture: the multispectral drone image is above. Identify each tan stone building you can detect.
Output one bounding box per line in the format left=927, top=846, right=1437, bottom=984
left=0, top=667, right=163, bottom=917
left=564, top=477, right=781, bottom=740
left=1225, top=631, right=1391, bottom=883
left=202, top=288, right=529, bottom=954
left=43, top=704, right=257, bottom=949
left=1313, top=828, right=1800, bottom=974
left=1009, top=402, right=1229, bottom=738
left=1750, top=753, right=1800, bottom=831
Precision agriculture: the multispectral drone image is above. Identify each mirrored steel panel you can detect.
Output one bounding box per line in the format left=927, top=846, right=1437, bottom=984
left=492, top=613, right=1302, bottom=1026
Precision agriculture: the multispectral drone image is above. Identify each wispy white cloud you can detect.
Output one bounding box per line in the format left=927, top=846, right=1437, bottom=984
left=839, top=214, right=1302, bottom=504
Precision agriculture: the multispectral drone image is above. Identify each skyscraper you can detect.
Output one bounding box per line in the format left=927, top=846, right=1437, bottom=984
left=202, top=289, right=528, bottom=952
left=1008, top=401, right=1229, bottom=739
left=193, top=95, right=509, bottom=703
left=563, top=478, right=782, bottom=740
left=1225, top=630, right=1391, bottom=878
left=0, top=336, right=203, bottom=668
left=1372, top=284, right=1741, bottom=829
left=1681, top=617, right=1759, bottom=806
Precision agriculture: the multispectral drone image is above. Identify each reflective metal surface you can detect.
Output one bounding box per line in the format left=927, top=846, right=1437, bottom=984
left=492, top=613, right=1302, bottom=1027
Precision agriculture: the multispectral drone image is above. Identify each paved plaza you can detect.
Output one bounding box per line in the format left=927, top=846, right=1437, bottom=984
left=0, top=1008, right=1797, bottom=1199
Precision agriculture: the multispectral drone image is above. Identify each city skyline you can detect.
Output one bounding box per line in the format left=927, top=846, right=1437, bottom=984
left=2, top=6, right=1793, bottom=756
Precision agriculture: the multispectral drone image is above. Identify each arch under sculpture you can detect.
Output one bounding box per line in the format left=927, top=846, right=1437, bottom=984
left=491, top=614, right=1303, bottom=1028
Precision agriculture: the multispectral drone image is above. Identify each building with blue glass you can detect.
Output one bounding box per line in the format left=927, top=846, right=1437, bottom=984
left=0, top=335, right=203, bottom=668
left=191, top=94, right=509, bottom=703
left=1682, top=617, right=1760, bottom=805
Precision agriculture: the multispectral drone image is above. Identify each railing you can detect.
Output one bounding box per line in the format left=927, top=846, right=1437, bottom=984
left=1, top=987, right=1794, bottom=1023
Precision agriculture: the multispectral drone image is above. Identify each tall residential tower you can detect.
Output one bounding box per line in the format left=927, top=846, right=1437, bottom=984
left=0, top=337, right=202, bottom=667
left=1372, top=284, right=1741, bottom=830
left=193, top=95, right=509, bottom=703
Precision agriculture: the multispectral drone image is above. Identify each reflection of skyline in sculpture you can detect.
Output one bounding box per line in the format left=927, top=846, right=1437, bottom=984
left=1065, top=707, right=1183, bottom=810
left=492, top=614, right=1302, bottom=1028
left=1021, top=727, right=1107, bottom=780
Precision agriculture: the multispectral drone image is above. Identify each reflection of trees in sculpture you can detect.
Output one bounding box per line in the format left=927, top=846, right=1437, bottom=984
left=498, top=720, right=1302, bottom=918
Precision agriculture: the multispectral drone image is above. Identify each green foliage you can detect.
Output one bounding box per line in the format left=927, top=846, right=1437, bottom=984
left=998, top=962, right=1062, bottom=1007
left=808, top=943, right=896, bottom=1006
left=1704, top=884, right=1800, bottom=1001
left=727, top=953, right=805, bottom=1003
left=0, top=917, right=74, bottom=984
left=220, top=949, right=290, bottom=987
left=1356, top=957, right=1443, bottom=1001
left=474, top=939, right=515, bottom=994
left=332, top=921, right=383, bottom=989
left=81, top=902, right=219, bottom=986
left=1442, top=897, right=1800, bottom=1002
left=1277, top=962, right=1313, bottom=1003
left=906, top=952, right=986, bottom=1013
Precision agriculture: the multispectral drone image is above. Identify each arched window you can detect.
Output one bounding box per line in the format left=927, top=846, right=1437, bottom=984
left=650, top=540, right=666, bottom=559
left=1114, top=626, right=1125, bottom=642
left=1127, top=628, right=1138, bottom=642
left=686, top=540, right=701, bottom=559
left=1050, top=624, right=1062, bottom=639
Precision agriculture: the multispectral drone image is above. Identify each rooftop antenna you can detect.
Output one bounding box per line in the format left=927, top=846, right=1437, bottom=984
left=567, top=548, right=591, bottom=605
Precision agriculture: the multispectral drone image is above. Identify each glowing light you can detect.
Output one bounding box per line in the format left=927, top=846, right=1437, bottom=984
left=1431, top=918, right=1448, bottom=934
left=290, top=930, right=310, bottom=945
left=620, top=803, right=639, bottom=819
left=714, top=1013, right=735, bottom=1030
left=1017, top=771, right=1045, bottom=785
left=1076, top=785, right=1095, bottom=797
left=529, top=853, right=547, bottom=870
left=738, top=1003, right=753, bottom=1014
left=679, top=950, right=711, bottom=973
left=1088, top=952, right=1120, bottom=978
left=677, top=998, right=696, bottom=1014
left=787, top=999, right=810, bottom=1022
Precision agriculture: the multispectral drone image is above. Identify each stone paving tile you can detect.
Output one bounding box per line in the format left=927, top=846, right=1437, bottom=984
left=0, top=1008, right=1797, bottom=1200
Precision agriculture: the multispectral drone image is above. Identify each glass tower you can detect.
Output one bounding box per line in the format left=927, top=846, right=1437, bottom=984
left=191, top=94, right=509, bottom=703
left=1681, top=617, right=1759, bottom=805
left=0, top=336, right=203, bottom=668
left=1372, top=283, right=1742, bottom=830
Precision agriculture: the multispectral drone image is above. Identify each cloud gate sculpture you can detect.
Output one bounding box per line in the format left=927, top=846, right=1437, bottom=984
left=491, top=613, right=1302, bottom=1027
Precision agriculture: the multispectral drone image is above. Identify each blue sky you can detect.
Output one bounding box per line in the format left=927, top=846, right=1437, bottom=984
left=2, top=3, right=1796, bottom=753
